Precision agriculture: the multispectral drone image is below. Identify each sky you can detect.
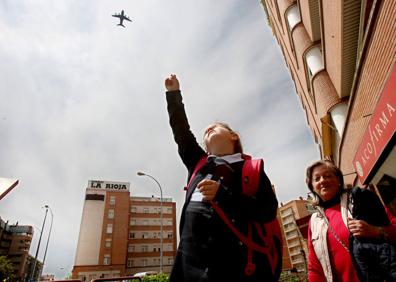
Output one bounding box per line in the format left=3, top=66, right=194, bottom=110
left=0, top=0, right=319, bottom=278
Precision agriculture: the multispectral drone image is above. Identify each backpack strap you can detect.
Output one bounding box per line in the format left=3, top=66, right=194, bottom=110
left=211, top=202, right=280, bottom=276
left=184, top=156, right=207, bottom=191
left=211, top=202, right=272, bottom=253
left=241, top=155, right=263, bottom=197
left=245, top=223, right=256, bottom=276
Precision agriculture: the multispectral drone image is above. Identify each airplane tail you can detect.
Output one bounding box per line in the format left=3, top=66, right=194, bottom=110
left=117, top=23, right=125, bottom=28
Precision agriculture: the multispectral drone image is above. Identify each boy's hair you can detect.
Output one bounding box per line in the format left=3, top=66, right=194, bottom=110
left=203, top=122, right=243, bottom=154
left=305, top=160, right=344, bottom=206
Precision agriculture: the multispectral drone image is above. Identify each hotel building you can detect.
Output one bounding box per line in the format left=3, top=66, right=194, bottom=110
left=72, top=180, right=177, bottom=281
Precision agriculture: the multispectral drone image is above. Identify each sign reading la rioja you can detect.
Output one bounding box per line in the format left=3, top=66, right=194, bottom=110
left=88, top=180, right=130, bottom=191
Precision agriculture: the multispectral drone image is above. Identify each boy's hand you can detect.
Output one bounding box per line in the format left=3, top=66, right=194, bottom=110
left=197, top=179, right=220, bottom=201
left=165, top=74, right=180, bottom=91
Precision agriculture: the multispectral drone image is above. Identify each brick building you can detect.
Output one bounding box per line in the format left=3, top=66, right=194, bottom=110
left=260, top=0, right=396, bottom=192
left=278, top=198, right=314, bottom=273
left=72, top=180, right=177, bottom=281
left=0, top=217, right=35, bottom=281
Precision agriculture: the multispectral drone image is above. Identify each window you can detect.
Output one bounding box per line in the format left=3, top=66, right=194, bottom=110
left=167, top=232, right=173, bottom=238
left=104, top=254, right=110, bottom=265
left=142, top=259, right=147, bottom=267
left=127, top=258, right=133, bottom=268
left=142, top=245, right=148, bottom=252
left=106, top=224, right=113, bottom=234
left=129, top=232, right=135, bottom=239
left=168, top=258, right=174, bottom=265
left=130, top=207, right=137, bottom=213
left=109, top=196, right=116, bottom=206
left=128, top=244, right=134, bottom=253
left=305, top=46, right=324, bottom=80
left=285, top=4, right=301, bottom=65
left=130, top=219, right=136, bottom=226
left=142, top=220, right=148, bottom=225
left=304, top=46, right=324, bottom=100
left=143, top=207, right=149, bottom=214
left=142, top=232, right=149, bottom=239
left=167, top=220, right=172, bottom=226
left=167, top=207, right=172, bottom=214
left=105, top=239, right=112, bottom=248
left=108, top=209, right=114, bottom=219
left=286, top=5, right=301, bottom=31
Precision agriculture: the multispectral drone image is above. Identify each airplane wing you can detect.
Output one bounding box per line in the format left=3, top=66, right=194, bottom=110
left=112, top=14, right=121, bottom=18
left=124, top=16, right=132, bottom=22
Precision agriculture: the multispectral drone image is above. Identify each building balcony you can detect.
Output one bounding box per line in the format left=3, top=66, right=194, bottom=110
left=292, top=257, right=305, bottom=264
left=284, top=226, right=297, bottom=233
left=289, top=250, right=301, bottom=256
left=287, top=241, right=301, bottom=248
left=286, top=233, right=299, bottom=240
left=282, top=218, right=294, bottom=225
left=280, top=210, right=293, bottom=217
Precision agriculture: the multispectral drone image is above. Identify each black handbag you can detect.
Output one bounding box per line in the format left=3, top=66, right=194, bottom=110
left=348, top=187, right=396, bottom=282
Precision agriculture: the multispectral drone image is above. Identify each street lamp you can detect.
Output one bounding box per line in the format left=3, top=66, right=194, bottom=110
left=31, top=206, right=48, bottom=281
left=137, top=171, right=163, bottom=273
left=42, top=205, right=53, bottom=274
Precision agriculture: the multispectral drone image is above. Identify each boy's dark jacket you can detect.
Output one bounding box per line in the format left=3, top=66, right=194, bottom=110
left=166, top=91, right=279, bottom=282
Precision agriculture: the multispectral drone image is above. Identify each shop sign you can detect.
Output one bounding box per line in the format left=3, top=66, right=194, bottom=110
left=354, top=64, right=396, bottom=183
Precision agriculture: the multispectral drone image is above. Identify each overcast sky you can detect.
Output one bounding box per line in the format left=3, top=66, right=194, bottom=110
left=0, top=0, right=319, bottom=278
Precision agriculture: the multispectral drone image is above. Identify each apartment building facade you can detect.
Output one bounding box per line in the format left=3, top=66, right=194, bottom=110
left=128, top=196, right=177, bottom=274
left=260, top=0, right=396, bottom=192
left=0, top=217, right=35, bottom=281
left=278, top=199, right=314, bottom=272
left=72, top=180, right=177, bottom=281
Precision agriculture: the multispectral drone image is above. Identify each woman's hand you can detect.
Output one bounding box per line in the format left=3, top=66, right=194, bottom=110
left=348, top=219, right=382, bottom=239
left=197, top=179, right=220, bottom=201
left=165, top=74, right=180, bottom=91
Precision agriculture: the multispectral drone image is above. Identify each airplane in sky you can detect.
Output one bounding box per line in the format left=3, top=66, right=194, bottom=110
left=112, top=10, right=132, bottom=27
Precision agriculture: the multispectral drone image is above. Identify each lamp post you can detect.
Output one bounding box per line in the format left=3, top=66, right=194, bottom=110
left=31, top=206, right=48, bottom=281
left=137, top=171, right=163, bottom=273
left=42, top=205, right=53, bottom=274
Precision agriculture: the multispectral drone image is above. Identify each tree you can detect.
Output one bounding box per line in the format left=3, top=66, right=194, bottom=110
left=142, top=273, right=169, bottom=282
left=0, top=256, right=14, bottom=282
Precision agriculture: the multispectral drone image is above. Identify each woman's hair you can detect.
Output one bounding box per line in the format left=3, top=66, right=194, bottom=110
left=203, top=122, right=243, bottom=154
left=306, top=160, right=344, bottom=206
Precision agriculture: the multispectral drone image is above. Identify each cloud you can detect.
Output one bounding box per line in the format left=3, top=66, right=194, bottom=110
left=0, top=0, right=319, bottom=278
